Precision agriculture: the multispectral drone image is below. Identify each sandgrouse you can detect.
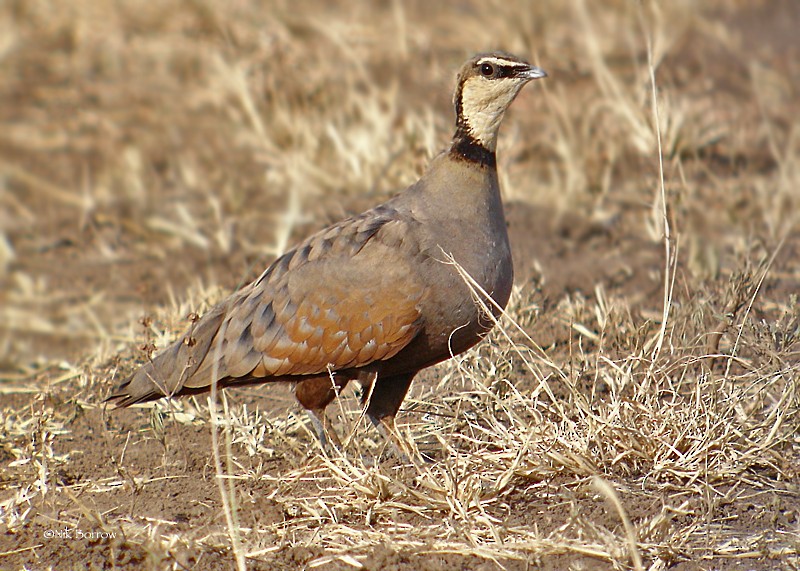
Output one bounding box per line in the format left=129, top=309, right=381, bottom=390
left=107, top=52, right=547, bottom=451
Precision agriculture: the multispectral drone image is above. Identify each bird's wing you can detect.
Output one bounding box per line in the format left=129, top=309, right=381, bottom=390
left=108, top=206, right=428, bottom=404
left=186, top=207, right=427, bottom=387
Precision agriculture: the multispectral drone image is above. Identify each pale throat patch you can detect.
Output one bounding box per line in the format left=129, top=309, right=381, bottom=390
left=460, top=75, right=527, bottom=151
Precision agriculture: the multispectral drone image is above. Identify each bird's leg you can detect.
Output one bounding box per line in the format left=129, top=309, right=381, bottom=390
left=295, top=374, right=350, bottom=454
left=361, top=372, right=419, bottom=463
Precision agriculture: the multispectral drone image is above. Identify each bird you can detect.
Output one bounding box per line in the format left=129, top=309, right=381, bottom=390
left=106, top=52, right=547, bottom=454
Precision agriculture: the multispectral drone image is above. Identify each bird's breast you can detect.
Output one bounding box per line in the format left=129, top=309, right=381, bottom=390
left=411, top=212, right=513, bottom=360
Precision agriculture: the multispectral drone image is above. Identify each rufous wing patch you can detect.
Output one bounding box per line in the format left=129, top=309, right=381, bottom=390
left=179, top=210, right=426, bottom=388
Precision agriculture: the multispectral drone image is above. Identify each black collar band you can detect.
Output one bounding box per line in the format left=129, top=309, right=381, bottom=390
left=450, top=134, right=496, bottom=168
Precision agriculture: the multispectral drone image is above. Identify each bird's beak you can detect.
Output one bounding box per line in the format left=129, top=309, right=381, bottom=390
left=516, top=65, right=547, bottom=81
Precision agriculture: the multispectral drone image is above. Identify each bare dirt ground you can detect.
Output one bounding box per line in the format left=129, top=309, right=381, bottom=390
left=1, top=1, right=799, bottom=569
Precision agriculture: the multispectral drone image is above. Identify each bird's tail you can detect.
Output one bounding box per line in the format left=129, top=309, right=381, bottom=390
left=105, top=304, right=228, bottom=407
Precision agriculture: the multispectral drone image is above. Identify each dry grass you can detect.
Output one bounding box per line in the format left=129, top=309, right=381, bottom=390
left=1, top=0, right=799, bottom=569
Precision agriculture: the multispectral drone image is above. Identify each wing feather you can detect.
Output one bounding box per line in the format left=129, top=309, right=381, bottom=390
left=182, top=209, right=426, bottom=388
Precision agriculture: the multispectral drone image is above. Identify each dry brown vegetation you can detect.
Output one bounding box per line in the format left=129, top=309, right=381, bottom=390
left=1, top=0, right=799, bottom=569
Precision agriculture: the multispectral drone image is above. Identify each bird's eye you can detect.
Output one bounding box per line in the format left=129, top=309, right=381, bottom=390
left=480, top=63, right=495, bottom=77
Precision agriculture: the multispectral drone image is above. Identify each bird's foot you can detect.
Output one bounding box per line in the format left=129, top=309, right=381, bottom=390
left=368, top=414, right=433, bottom=468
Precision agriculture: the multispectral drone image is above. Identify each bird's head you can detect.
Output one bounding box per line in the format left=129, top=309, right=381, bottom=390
left=453, top=52, right=547, bottom=152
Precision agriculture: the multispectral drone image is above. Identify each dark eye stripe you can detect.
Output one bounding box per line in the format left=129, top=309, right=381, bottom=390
left=497, top=66, right=516, bottom=78
left=476, top=58, right=528, bottom=79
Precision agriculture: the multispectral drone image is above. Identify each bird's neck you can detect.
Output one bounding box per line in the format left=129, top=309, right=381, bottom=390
left=416, top=145, right=501, bottom=220
left=449, top=126, right=497, bottom=169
